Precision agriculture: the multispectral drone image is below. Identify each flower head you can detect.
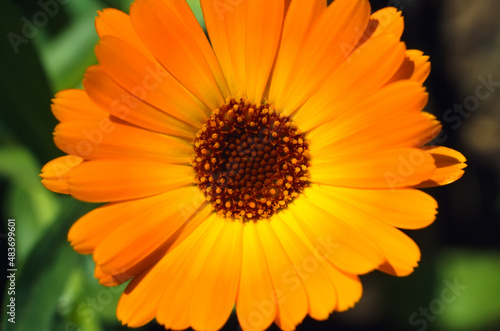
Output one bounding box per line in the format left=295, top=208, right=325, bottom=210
left=41, top=0, right=466, bottom=330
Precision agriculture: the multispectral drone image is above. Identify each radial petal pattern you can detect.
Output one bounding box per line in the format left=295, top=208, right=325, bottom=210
left=40, top=1, right=466, bottom=330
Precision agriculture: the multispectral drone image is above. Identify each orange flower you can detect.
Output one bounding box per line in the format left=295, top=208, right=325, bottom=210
left=40, top=1, right=466, bottom=330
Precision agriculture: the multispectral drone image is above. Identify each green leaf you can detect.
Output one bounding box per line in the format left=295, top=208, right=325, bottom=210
left=0, top=145, right=61, bottom=262
left=50, top=257, right=113, bottom=331
left=39, top=17, right=99, bottom=92
left=38, top=0, right=105, bottom=91
left=100, top=0, right=135, bottom=12
left=187, top=0, right=205, bottom=29
left=0, top=0, right=60, bottom=164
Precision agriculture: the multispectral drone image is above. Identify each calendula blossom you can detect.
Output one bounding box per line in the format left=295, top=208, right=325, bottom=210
left=41, top=0, right=466, bottom=330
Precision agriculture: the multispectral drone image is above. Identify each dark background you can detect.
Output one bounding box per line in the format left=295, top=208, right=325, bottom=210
left=1, top=0, right=499, bottom=330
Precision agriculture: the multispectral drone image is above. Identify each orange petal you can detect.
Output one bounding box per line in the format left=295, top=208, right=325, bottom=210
left=40, top=155, right=83, bottom=194
left=272, top=215, right=337, bottom=321
left=200, top=0, right=244, bottom=97
left=293, top=34, right=406, bottom=131
left=307, top=80, right=428, bottom=147
left=202, top=0, right=284, bottom=102
left=307, top=185, right=421, bottom=276
left=68, top=189, right=208, bottom=256
left=310, top=148, right=436, bottom=189
left=236, top=222, right=277, bottom=331
left=309, top=111, right=440, bottom=160
left=310, top=186, right=437, bottom=230
left=83, top=66, right=197, bottom=138
left=168, top=0, right=230, bottom=97
left=325, top=267, right=362, bottom=312
left=307, top=81, right=437, bottom=161
left=407, top=50, right=431, bottom=84
left=130, top=0, right=226, bottom=109
left=271, top=0, right=371, bottom=114
left=95, top=8, right=154, bottom=61
left=67, top=159, right=193, bottom=202
left=245, top=0, right=284, bottom=102
left=277, top=212, right=362, bottom=312
left=96, top=35, right=210, bottom=127
left=202, top=0, right=283, bottom=101
left=156, top=214, right=224, bottom=330
left=68, top=201, right=133, bottom=255
left=117, top=265, right=158, bottom=327
left=416, top=146, right=467, bottom=188
left=255, top=219, right=308, bottom=330
left=94, top=264, right=127, bottom=286
left=117, top=214, right=217, bottom=328
left=290, top=197, right=385, bottom=275
left=269, top=0, right=326, bottom=109
left=94, top=187, right=208, bottom=277
left=189, top=220, right=243, bottom=331
left=54, top=119, right=192, bottom=162
left=388, top=50, right=431, bottom=84
left=96, top=7, right=216, bottom=123
left=51, top=89, right=107, bottom=122
left=368, top=7, right=404, bottom=40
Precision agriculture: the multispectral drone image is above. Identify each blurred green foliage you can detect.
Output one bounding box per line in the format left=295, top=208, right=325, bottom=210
left=0, top=0, right=499, bottom=331
left=436, top=251, right=500, bottom=330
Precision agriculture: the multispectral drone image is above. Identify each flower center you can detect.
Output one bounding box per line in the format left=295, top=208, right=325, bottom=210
left=192, top=98, right=310, bottom=221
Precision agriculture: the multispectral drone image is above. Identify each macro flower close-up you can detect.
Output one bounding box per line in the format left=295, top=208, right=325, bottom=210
left=14, top=0, right=500, bottom=330
left=36, top=0, right=470, bottom=330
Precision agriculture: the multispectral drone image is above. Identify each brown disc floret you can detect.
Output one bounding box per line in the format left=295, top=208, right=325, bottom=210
left=192, top=98, right=310, bottom=221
